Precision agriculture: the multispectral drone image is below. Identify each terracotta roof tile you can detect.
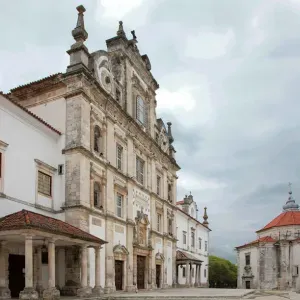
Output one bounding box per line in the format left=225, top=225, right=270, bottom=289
left=257, top=211, right=300, bottom=233
left=176, top=200, right=184, bottom=205
left=176, top=249, right=203, bottom=262
left=0, top=210, right=106, bottom=244
left=0, top=92, right=61, bottom=135
left=236, top=236, right=276, bottom=249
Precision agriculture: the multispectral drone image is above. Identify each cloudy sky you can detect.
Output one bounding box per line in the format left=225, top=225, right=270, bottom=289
left=1, top=0, right=300, bottom=262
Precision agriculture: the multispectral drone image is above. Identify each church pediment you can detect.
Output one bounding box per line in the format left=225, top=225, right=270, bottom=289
left=113, top=244, right=129, bottom=255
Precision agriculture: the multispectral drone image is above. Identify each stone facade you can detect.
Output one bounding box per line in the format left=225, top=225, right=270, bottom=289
left=4, top=5, right=180, bottom=294
left=175, top=194, right=210, bottom=287
left=236, top=187, right=300, bottom=292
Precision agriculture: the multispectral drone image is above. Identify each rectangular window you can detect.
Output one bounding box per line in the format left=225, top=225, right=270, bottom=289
left=116, top=193, right=123, bottom=218
left=136, top=156, right=144, bottom=184
left=183, top=232, right=187, bottom=245
left=191, top=232, right=195, bottom=247
left=293, top=266, right=299, bottom=276
left=205, top=241, right=208, bottom=252
left=245, top=254, right=250, bottom=266
left=168, top=218, right=172, bottom=236
left=182, top=266, right=186, bottom=278
left=199, top=238, right=202, bottom=249
left=156, top=175, right=161, bottom=195
left=168, top=183, right=172, bottom=201
left=157, top=213, right=162, bottom=232
left=38, top=171, right=52, bottom=196
left=204, top=269, right=207, bottom=278
left=116, top=144, right=123, bottom=171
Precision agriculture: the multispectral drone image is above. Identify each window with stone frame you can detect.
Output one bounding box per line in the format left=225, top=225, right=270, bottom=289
left=198, top=238, right=202, bottom=249
left=157, top=213, right=162, bottom=232
left=168, top=218, right=173, bottom=236
left=94, top=125, right=102, bottom=153
left=204, top=269, right=207, bottom=278
left=116, top=143, right=123, bottom=171
left=156, top=175, right=161, bottom=196
left=93, top=182, right=102, bottom=209
left=191, top=231, right=195, bottom=248
left=168, top=183, right=172, bottom=202
left=245, top=253, right=250, bottom=266
left=136, top=156, right=145, bottom=184
left=116, top=193, right=123, bottom=218
left=293, top=265, right=299, bottom=276
left=38, top=171, right=52, bottom=197
left=183, top=231, right=187, bottom=245
left=136, top=96, right=146, bottom=125
left=205, top=241, right=208, bottom=252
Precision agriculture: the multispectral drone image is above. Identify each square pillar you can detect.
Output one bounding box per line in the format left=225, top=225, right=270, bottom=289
left=198, top=264, right=202, bottom=287
left=19, top=235, right=39, bottom=300
left=43, top=239, right=60, bottom=300
left=185, top=262, right=190, bottom=286
left=35, top=247, right=43, bottom=296
left=77, top=245, right=92, bottom=298
left=0, top=242, right=10, bottom=299
left=194, top=265, right=198, bottom=287
left=92, top=247, right=102, bottom=296
left=189, top=263, right=192, bottom=287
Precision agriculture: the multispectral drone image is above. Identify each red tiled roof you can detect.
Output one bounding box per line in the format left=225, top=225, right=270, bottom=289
left=176, top=200, right=184, bottom=205
left=0, top=92, right=61, bottom=135
left=176, top=249, right=203, bottom=262
left=236, top=236, right=276, bottom=249
left=0, top=210, right=106, bottom=244
left=257, top=211, right=300, bottom=233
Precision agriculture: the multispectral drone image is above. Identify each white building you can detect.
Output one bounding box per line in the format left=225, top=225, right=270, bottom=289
left=0, top=93, right=107, bottom=300
left=0, top=4, right=180, bottom=299
left=175, top=193, right=210, bottom=287
left=236, top=185, right=300, bottom=292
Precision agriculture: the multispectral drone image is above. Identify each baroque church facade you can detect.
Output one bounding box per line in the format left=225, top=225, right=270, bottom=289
left=236, top=185, right=300, bottom=292
left=0, top=5, right=183, bottom=299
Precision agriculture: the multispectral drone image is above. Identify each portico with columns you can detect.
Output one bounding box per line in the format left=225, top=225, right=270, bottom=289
left=0, top=210, right=106, bottom=300
left=175, top=250, right=202, bottom=287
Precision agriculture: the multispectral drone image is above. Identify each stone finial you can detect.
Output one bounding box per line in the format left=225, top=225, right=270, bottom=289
left=117, top=21, right=126, bottom=37
left=131, top=30, right=137, bottom=40
left=167, top=122, right=174, bottom=144
left=283, top=182, right=299, bottom=212
left=203, top=207, right=209, bottom=226
left=72, top=5, right=88, bottom=42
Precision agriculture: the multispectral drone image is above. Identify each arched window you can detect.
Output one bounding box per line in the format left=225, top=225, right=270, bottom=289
left=94, top=182, right=102, bottom=208
left=94, top=126, right=101, bottom=153
left=136, top=96, right=145, bottom=125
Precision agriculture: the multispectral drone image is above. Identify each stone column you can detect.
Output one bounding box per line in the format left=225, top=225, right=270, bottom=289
left=35, top=247, right=43, bottom=296
left=20, top=235, right=38, bottom=300
left=148, top=254, right=152, bottom=290
left=194, top=265, right=198, bottom=287
left=198, top=264, right=202, bottom=287
left=0, top=241, right=10, bottom=299
left=189, top=263, right=193, bottom=287
left=185, top=262, right=190, bottom=287
left=77, top=245, right=92, bottom=297
left=43, top=240, right=60, bottom=300
left=92, top=247, right=102, bottom=296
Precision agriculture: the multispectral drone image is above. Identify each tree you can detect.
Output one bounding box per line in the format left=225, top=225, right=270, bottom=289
left=209, top=255, right=237, bottom=288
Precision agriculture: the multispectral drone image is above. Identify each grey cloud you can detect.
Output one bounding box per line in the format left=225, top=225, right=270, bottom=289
left=1, top=0, right=300, bottom=262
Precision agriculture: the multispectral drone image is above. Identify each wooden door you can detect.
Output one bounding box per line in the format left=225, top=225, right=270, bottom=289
left=156, top=264, right=161, bottom=288
left=137, top=255, right=146, bottom=290
left=9, top=254, right=25, bottom=298
left=115, top=260, right=123, bottom=291
left=245, top=281, right=251, bottom=289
